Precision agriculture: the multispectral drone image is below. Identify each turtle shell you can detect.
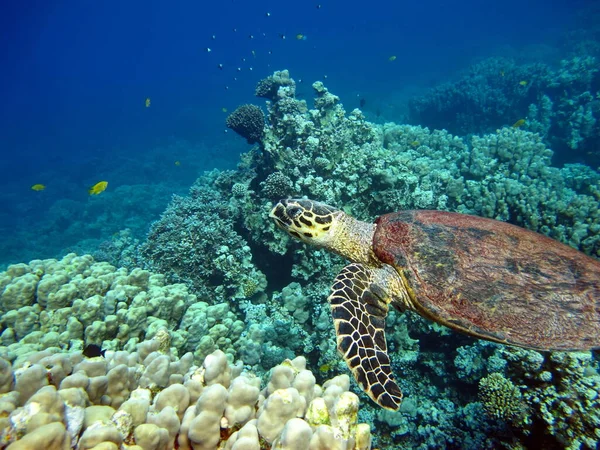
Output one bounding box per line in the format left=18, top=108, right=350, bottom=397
left=373, top=210, right=600, bottom=351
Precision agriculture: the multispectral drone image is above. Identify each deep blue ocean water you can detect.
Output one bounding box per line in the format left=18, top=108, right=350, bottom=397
left=0, top=0, right=595, bottom=266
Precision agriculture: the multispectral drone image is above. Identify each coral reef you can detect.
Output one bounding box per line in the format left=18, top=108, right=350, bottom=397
left=141, top=172, right=267, bottom=304
left=0, top=335, right=372, bottom=449
left=226, top=104, right=266, bottom=144
left=136, top=70, right=600, bottom=447
left=4, top=69, right=599, bottom=449
left=478, top=373, right=525, bottom=422
left=499, top=347, right=600, bottom=449
left=408, top=55, right=600, bottom=166
left=255, top=69, right=296, bottom=101
left=0, top=253, right=251, bottom=363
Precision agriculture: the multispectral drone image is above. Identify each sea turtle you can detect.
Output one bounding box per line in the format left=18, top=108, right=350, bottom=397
left=269, top=198, right=600, bottom=410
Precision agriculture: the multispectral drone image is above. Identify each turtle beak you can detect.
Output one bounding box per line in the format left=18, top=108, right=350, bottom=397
left=269, top=199, right=292, bottom=229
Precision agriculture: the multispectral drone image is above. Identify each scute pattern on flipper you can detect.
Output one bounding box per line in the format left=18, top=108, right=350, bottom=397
left=329, top=263, right=403, bottom=410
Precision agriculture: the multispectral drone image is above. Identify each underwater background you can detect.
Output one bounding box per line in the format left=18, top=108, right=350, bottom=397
left=0, top=0, right=599, bottom=449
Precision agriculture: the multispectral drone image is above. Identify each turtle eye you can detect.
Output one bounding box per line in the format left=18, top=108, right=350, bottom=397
left=287, top=206, right=302, bottom=219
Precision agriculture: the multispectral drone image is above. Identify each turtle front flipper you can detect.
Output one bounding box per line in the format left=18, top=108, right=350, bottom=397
left=329, top=263, right=403, bottom=410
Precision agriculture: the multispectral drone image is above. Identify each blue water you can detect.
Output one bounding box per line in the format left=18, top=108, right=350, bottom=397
left=0, top=0, right=592, bottom=264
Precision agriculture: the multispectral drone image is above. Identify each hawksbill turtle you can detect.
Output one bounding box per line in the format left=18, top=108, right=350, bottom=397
left=269, top=198, right=600, bottom=410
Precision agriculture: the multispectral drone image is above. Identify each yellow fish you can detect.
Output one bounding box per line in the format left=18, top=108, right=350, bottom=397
left=145, top=97, right=151, bottom=107
left=222, top=107, right=228, bottom=113
left=410, top=140, right=420, bottom=148
left=31, top=184, right=46, bottom=191
left=319, top=363, right=333, bottom=373
left=389, top=55, right=397, bottom=61
left=251, top=50, right=256, bottom=58
left=296, top=34, right=305, bottom=40
left=512, top=119, right=526, bottom=128
left=500, top=70, right=505, bottom=77
left=519, top=80, right=527, bottom=86
left=88, top=181, right=108, bottom=195
left=174, top=160, right=181, bottom=166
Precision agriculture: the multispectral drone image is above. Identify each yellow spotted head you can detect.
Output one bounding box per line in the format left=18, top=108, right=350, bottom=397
left=269, top=198, right=341, bottom=247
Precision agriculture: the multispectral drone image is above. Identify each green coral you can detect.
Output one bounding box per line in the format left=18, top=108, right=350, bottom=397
left=478, top=373, right=525, bottom=423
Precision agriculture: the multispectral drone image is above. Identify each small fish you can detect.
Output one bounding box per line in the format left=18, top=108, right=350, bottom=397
left=500, top=70, right=505, bottom=77
left=83, top=344, right=105, bottom=358
left=218, top=63, right=223, bottom=70
left=88, top=181, right=108, bottom=195
left=319, top=363, right=333, bottom=372
left=174, top=160, right=181, bottom=166
left=519, top=80, right=528, bottom=86
left=316, top=4, right=322, bottom=9
left=512, top=119, right=526, bottom=128
left=389, top=55, right=397, bottom=61
left=251, top=50, right=256, bottom=57
left=359, top=98, right=366, bottom=108
left=410, top=140, right=420, bottom=148
left=145, top=97, right=151, bottom=108
left=279, top=33, right=286, bottom=40
left=296, top=34, right=307, bottom=40
left=237, top=67, right=241, bottom=72
left=222, top=107, right=228, bottom=113
left=265, top=12, right=271, bottom=17
left=211, top=35, right=216, bottom=40
left=232, top=28, right=237, bottom=32
left=206, top=47, right=211, bottom=52
left=249, top=34, right=254, bottom=39
left=31, top=184, right=46, bottom=191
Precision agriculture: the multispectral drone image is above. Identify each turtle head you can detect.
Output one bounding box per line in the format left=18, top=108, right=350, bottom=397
left=269, top=198, right=341, bottom=247
left=270, top=198, right=378, bottom=265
